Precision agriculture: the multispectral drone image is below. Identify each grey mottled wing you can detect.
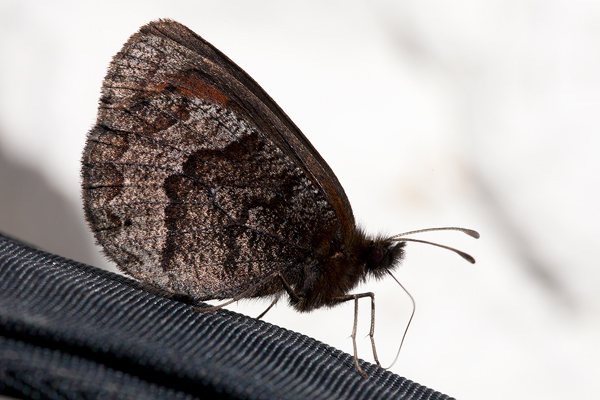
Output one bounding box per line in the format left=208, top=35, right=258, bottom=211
left=149, top=20, right=355, bottom=234
left=81, top=20, right=341, bottom=300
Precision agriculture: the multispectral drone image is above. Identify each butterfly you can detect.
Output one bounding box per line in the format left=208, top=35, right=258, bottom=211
left=81, top=19, right=478, bottom=377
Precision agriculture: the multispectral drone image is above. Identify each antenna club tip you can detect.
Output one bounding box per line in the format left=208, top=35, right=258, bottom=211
left=457, top=250, right=476, bottom=264
left=465, top=229, right=480, bottom=239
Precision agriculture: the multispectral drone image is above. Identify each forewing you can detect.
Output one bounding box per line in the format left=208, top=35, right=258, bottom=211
left=147, top=20, right=355, bottom=235
left=81, top=20, right=338, bottom=299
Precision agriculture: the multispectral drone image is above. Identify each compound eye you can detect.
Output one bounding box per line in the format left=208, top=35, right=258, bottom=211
left=370, top=246, right=385, bottom=265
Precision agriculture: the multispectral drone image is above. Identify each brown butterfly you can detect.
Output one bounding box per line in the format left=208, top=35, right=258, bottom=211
left=81, top=19, right=478, bottom=377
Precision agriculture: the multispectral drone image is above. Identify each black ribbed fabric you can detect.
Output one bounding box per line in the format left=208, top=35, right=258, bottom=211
left=0, top=232, right=454, bottom=400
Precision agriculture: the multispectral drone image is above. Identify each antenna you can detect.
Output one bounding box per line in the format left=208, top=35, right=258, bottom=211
left=390, top=227, right=479, bottom=264
left=385, top=227, right=479, bottom=369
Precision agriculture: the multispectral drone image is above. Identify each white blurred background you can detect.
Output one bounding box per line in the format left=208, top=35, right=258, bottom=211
left=1, top=1, right=598, bottom=399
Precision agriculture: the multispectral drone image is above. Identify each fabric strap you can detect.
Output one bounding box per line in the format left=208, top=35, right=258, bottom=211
left=0, top=232, right=454, bottom=399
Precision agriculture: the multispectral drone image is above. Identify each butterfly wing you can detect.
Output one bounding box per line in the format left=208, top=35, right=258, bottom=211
left=149, top=20, right=355, bottom=232
left=82, top=20, right=354, bottom=300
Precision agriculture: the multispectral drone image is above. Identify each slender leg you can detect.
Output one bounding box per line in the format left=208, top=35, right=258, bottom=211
left=193, top=273, right=302, bottom=315
left=352, top=296, right=365, bottom=377
left=333, top=292, right=379, bottom=378
left=254, top=274, right=301, bottom=318
left=256, top=296, right=280, bottom=320
left=192, top=272, right=279, bottom=313
left=275, top=274, right=302, bottom=303
left=367, top=293, right=380, bottom=367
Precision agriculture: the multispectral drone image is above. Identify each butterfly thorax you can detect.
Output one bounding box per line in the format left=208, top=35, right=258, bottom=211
left=287, top=230, right=405, bottom=312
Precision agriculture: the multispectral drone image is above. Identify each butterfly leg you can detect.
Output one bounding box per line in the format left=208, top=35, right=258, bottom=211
left=193, top=272, right=281, bottom=313
left=281, top=275, right=303, bottom=303
left=333, top=292, right=379, bottom=377
left=256, top=295, right=280, bottom=320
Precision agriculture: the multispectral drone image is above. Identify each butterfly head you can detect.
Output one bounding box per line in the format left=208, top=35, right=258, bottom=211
left=360, top=236, right=406, bottom=280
